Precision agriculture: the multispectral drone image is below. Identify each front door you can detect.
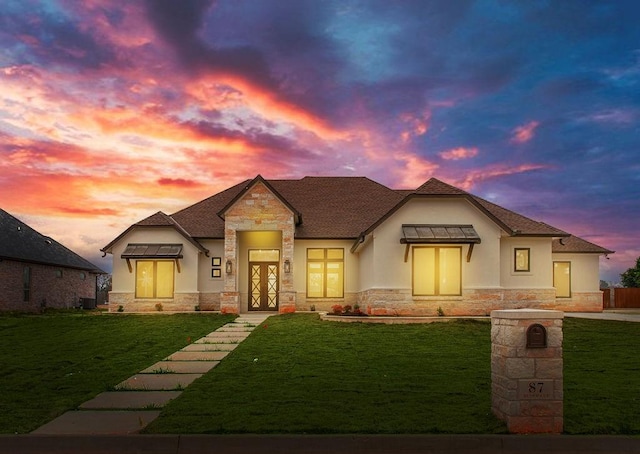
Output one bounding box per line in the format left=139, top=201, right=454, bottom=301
left=249, top=262, right=279, bottom=311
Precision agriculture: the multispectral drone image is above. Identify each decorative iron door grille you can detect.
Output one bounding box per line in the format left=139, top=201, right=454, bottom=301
left=249, top=262, right=279, bottom=311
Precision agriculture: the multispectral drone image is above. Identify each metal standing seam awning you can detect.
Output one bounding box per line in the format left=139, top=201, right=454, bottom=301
left=121, top=244, right=184, bottom=273
left=400, top=224, right=481, bottom=262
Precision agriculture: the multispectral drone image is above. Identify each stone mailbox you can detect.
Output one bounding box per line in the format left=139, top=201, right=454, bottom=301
left=491, top=309, right=563, bottom=434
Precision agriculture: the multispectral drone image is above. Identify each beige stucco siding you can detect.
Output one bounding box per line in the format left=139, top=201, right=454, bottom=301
left=500, top=237, right=554, bottom=288
left=197, top=239, right=224, bottom=293
left=551, top=253, right=601, bottom=292
left=110, top=227, right=201, bottom=294
left=367, top=198, right=503, bottom=290
left=293, top=239, right=359, bottom=296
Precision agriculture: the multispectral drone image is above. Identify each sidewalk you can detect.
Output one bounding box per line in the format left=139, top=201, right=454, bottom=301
left=31, top=313, right=271, bottom=435
left=565, top=310, right=640, bottom=322
left=1, top=434, right=639, bottom=454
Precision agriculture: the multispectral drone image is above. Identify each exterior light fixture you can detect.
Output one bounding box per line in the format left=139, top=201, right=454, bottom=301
left=225, top=260, right=233, bottom=274
left=284, top=259, right=291, bottom=274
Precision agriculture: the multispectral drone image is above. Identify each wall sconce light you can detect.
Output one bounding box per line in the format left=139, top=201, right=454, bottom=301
left=225, top=260, right=233, bottom=274
left=284, top=259, right=291, bottom=274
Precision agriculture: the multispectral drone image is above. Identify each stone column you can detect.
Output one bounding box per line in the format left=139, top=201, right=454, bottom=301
left=491, top=309, right=563, bottom=434
left=220, top=227, right=239, bottom=314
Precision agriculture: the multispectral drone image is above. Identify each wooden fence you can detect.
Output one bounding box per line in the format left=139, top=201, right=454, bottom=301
left=603, top=288, right=640, bottom=309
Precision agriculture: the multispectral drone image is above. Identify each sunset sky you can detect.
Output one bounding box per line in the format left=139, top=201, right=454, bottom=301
left=1, top=0, right=638, bottom=282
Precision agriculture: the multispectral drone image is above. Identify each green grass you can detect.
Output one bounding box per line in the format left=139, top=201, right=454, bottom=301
left=564, top=318, right=640, bottom=434
left=2, top=312, right=638, bottom=435
left=145, top=314, right=506, bottom=434
left=0, top=311, right=234, bottom=433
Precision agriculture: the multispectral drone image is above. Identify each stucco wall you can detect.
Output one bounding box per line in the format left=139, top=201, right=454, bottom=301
left=366, top=197, right=503, bottom=290
left=108, top=227, right=203, bottom=312
left=293, top=239, right=359, bottom=311
left=500, top=237, right=553, bottom=288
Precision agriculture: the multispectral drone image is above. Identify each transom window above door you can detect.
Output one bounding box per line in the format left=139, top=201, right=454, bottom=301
left=248, top=249, right=280, bottom=262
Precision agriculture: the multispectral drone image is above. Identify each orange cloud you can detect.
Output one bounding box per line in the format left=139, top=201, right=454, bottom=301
left=185, top=74, right=347, bottom=141
left=439, top=147, right=479, bottom=160
left=453, top=163, right=551, bottom=190
left=510, top=121, right=539, bottom=144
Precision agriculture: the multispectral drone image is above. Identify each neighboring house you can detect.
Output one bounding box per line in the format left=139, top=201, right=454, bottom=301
left=0, top=209, right=104, bottom=311
left=102, top=176, right=613, bottom=315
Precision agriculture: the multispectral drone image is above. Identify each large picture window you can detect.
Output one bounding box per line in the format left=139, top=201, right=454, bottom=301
left=307, top=248, right=344, bottom=298
left=136, top=260, right=175, bottom=299
left=553, top=261, right=571, bottom=298
left=413, top=246, right=461, bottom=296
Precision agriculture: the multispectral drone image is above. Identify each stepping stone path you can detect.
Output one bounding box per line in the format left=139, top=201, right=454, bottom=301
left=32, top=313, right=271, bottom=435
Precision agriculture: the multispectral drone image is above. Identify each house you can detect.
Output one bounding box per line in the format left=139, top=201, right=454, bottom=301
left=102, top=176, right=613, bottom=315
left=0, top=209, right=105, bottom=311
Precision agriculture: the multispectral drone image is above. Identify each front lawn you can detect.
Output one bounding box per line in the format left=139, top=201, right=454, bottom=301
left=0, top=311, right=234, bottom=433
left=2, top=312, right=638, bottom=435
left=145, top=314, right=640, bottom=435
left=146, top=314, right=506, bottom=434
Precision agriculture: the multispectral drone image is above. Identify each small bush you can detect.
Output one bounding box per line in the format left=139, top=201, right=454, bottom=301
left=155, top=303, right=163, bottom=312
left=331, top=304, right=343, bottom=315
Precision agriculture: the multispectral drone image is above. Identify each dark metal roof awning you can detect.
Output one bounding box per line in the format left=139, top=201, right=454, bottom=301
left=400, top=225, right=481, bottom=262
left=401, top=225, right=481, bottom=244
left=121, top=244, right=184, bottom=273
left=121, top=244, right=183, bottom=259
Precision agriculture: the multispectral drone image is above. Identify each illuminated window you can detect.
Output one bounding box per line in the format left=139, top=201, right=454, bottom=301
left=307, top=248, right=344, bottom=298
left=553, top=261, right=571, bottom=298
left=136, top=260, right=174, bottom=299
left=514, top=248, right=530, bottom=272
left=413, top=246, right=461, bottom=296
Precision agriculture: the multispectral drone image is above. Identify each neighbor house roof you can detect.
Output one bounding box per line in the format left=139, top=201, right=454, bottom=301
left=104, top=176, right=610, bottom=255
left=0, top=209, right=104, bottom=272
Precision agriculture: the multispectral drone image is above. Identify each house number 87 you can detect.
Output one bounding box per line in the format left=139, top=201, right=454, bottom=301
left=528, top=382, right=544, bottom=393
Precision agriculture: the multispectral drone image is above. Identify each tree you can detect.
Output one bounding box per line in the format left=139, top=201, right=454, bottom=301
left=620, top=257, right=640, bottom=288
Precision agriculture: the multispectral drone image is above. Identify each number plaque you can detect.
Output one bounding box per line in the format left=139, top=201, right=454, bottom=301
left=517, top=380, right=554, bottom=400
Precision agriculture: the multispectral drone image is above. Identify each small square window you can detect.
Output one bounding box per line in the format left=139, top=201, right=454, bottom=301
left=212, top=268, right=221, bottom=278
left=514, top=248, right=530, bottom=272
left=79, top=272, right=86, bottom=280
left=212, top=257, right=221, bottom=267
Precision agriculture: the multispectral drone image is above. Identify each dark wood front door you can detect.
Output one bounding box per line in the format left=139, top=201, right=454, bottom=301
left=249, top=262, right=279, bottom=311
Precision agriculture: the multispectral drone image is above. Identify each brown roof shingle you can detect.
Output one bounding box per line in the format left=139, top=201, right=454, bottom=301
left=105, top=176, right=611, bottom=255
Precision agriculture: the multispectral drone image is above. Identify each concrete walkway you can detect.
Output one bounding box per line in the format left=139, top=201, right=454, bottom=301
left=31, top=313, right=271, bottom=435
left=566, top=310, right=640, bottom=323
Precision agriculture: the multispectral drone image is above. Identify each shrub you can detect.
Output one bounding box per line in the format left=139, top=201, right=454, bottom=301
left=343, top=305, right=353, bottom=314
left=331, top=304, right=343, bottom=315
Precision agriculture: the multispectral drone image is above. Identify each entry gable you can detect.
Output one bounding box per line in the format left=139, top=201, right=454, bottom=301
left=217, top=175, right=301, bottom=225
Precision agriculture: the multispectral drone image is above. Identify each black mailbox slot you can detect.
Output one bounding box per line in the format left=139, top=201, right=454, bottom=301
left=526, top=323, right=547, bottom=348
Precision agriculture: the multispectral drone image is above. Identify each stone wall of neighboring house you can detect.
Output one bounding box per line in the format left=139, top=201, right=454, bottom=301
left=0, top=259, right=96, bottom=311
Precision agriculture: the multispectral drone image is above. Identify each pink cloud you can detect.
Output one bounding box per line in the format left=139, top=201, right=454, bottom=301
left=510, top=121, right=539, bottom=144
left=439, top=147, right=479, bottom=160
left=453, top=163, right=552, bottom=190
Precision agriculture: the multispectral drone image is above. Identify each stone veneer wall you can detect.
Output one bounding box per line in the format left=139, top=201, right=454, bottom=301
left=108, top=292, right=199, bottom=312
left=221, top=181, right=296, bottom=314
left=295, top=292, right=358, bottom=312
left=491, top=309, right=564, bottom=434
left=357, top=287, right=591, bottom=316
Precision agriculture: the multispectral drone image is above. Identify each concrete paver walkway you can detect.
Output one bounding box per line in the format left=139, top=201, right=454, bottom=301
left=31, top=313, right=271, bottom=435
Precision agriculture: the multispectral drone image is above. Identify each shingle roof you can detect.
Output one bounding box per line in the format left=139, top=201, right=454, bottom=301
left=107, top=176, right=611, bottom=255
left=552, top=235, right=614, bottom=254
left=0, top=209, right=104, bottom=272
